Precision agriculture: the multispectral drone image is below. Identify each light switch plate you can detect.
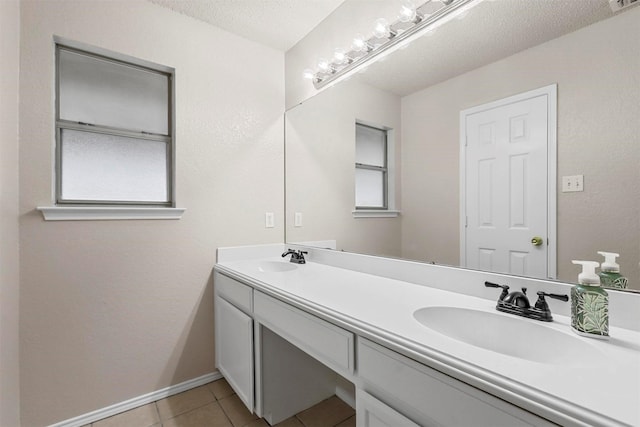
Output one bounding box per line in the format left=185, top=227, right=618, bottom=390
left=562, top=175, right=584, bottom=192
left=265, top=212, right=275, bottom=228
left=294, top=212, right=303, bottom=227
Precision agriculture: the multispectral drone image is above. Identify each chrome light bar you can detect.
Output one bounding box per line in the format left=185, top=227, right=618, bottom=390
left=308, top=0, right=481, bottom=90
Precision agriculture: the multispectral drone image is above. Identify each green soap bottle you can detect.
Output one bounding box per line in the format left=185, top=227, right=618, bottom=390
left=571, top=260, right=609, bottom=339
left=597, top=251, right=628, bottom=289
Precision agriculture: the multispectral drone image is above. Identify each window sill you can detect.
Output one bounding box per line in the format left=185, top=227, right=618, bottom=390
left=352, top=210, right=400, bottom=218
left=37, top=206, right=186, bottom=221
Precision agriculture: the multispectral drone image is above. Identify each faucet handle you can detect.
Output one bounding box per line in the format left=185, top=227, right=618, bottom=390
left=536, top=291, right=569, bottom=302
left=535, top=291, right=568, bottom=311
left=533, top=292, right=568, bottom=322
left=485, top=281, right=510, bottom=300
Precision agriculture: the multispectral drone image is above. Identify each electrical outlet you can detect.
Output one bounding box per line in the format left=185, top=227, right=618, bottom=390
left=294, top=212, right=303, bottom=227
left=562, top=175, right=584, bottom=193
left=265, top=212, right=275, bottom=228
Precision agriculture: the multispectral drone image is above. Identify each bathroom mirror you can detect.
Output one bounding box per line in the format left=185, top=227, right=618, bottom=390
left=285, top=0, right=639, bottom=290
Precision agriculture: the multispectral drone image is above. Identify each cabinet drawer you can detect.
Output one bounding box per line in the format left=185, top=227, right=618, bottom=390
left=214, top=271, right=253, bottom=313
left=357, top=339, right=555, bottom=427
left=357, top=389, right=419, bottom=427
left=254, top=291, right=354, bottom=375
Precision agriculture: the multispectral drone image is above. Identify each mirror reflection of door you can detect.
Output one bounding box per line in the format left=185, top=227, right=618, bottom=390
left=461, top=85, right=557, bottom=280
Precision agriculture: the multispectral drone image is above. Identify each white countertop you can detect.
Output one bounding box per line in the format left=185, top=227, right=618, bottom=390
left=215, top=256, right=640, bottom=427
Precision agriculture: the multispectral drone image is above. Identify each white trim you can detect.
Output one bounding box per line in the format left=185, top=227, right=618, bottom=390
left=37, top=206, right=186, bottom=221
left=546, top=86, right=558, bottom=280
left=459, top=110, right=468, bottom=269
left=352, top=210, right=400, bottom=218
left=459, top=84, right=557, bottom=279
left=48, top=372, right=222, bottom=427
left=53, top=35, right=174, bottom=74
left=292, top=240, right=337, bottom=250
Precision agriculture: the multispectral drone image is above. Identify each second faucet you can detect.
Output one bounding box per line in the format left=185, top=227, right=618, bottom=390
left=485, top=281, right=568, bottom=322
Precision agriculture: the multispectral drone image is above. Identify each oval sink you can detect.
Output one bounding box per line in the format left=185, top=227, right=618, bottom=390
left=258, top=261, right=298, bottom=273
left=413, top=306, right=602, bottom=365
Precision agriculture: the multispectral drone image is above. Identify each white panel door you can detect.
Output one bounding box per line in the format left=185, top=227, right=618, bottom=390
left=215, top=296, right=254, bottom=412
left=462, top=87, right=555, bottom=279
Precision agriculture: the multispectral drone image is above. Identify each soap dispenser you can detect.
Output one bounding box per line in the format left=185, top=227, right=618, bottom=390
left=597, top=251, right=628, bottom=289
left=571, top=260, right=609, bottom=339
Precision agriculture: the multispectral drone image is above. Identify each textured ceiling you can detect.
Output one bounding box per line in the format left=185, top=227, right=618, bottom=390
left=148, top=0, right=347, bottom=51
left=357, top=0, right=617, bottom=96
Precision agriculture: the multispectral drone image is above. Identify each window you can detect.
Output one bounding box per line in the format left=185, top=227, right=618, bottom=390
left=355, top=123, right=388, bottom=209
left=55, top=44, right=174, bottom=206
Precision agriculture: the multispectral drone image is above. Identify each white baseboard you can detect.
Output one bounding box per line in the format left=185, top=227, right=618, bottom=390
left=48, top=371, right=223, bottom=427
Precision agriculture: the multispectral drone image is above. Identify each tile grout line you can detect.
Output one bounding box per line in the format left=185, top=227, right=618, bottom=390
left=89, top=381, right=350, bottom=427
left=158, top=392, right=219, bottom=423
left=209, top=390, right=236, bottom=427
left=153, top=401, right=162, bottom=427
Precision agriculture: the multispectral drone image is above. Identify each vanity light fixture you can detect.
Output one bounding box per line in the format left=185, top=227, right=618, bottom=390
left=305, top=0, right=482, bottom=89
left=351, top=33, right=372, bottom=53
left=333, top=48, right=349, bottom=65
left=302, top=68, right=315, bottom=80
left=317, top=57, right=332, bottom=73
left=398, top=0, right=419, bottom=23
left=373, top=18, right=396, bottom=39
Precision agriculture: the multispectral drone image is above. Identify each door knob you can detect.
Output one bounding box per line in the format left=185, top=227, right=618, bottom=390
left=531, top=236, right=543, bottom=246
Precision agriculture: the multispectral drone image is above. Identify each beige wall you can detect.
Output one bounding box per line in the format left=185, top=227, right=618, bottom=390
left=0, top=0, right=21, bottom=425
left=401, top=8, right=640, bottom=284
left=286, top=81, right=402, bottom=257
left=19, top=1, right=284, bottom=425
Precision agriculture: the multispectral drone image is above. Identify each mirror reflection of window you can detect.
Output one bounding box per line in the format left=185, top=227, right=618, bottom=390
left=355, top=123, right=388, bottom=210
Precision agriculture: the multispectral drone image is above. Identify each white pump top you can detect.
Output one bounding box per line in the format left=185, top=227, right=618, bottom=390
left=597, top=251, right=620, bottom=272
left=572, top=260, right=601, bottom=285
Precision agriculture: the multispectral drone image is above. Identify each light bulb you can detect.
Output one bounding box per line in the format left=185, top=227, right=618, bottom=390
left=351, top=34, right=368, bottom=52
left=317, top=57, right=330, bottom=72
left=373, top=18, right=391, bottom=38
left=398, top=0, right=417, bottom=23
left=302, top=68, right=315, bottom=80
left=333, top=48, right=347, bottom=65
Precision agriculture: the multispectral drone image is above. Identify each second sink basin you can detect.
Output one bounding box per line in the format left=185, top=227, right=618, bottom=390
left=413, top=306, right=602, bottom=365
left=258, top=261, right=298, bottom=272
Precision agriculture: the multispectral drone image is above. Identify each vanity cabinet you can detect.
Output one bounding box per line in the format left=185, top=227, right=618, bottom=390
left=214, top=267, right=559, bottom=427
left=357, top=339, right=556, bottom=427
left=214, top=272, right=254, bottom=411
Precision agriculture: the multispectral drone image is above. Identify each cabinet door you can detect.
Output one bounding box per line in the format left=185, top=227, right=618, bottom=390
left=215, top=296, right=254, bottom=411
left=357, top=389, right=419, bottom=427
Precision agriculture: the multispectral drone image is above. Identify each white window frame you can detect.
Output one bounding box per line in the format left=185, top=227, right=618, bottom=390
left=353, top=122, right=400, bottom=218
left=38, top=37, right=184, bottom=221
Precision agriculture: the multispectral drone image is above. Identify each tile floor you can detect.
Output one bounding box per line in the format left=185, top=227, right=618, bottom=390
left=86, top=378, right=356, bottom=427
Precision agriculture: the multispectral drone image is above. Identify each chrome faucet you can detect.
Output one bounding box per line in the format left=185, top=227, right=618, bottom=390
left=282, top=249, right=308, bottom=264
left=484, top=281, right=568, bottom=322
